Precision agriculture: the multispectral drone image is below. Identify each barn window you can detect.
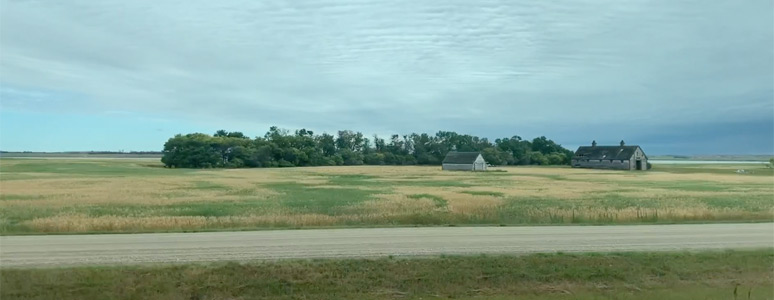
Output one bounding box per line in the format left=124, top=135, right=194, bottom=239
left=620, top=160, right=625, bottom=163
left=609, top=160, right=613, bottom=163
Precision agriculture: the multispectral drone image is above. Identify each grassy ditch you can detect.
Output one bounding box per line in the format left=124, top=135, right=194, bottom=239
left=2, top=250, right=772, bottom=299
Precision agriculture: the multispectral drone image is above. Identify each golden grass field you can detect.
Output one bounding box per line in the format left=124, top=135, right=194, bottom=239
left=0, top=158, right=772, bottom=233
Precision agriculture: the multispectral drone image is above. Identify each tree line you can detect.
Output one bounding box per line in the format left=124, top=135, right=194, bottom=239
left=161, top=127, right=574, bottom=168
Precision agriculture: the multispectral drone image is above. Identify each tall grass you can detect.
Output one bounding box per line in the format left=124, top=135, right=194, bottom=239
left=3, top=250, right=772, bottom=300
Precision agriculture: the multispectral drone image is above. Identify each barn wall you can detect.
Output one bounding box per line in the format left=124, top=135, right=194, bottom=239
left=572, top=159, right=632, bottom=170
left=633, top=148, right=647, bottom=170
left=442, top=163, right=474, bottom=171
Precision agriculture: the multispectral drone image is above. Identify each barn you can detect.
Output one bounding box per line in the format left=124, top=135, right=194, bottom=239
left=442, top=152, right=487, bottom=171
left=572, top=140, right=649, bottom=170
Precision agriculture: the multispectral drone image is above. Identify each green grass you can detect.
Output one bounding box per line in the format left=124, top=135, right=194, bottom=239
left=407, top=194, right=448, bottom=208
left=654, top=164, right=774, bottom=177
left=310, top=174, right=469, bottom=188
left=191, top=181, right=231, bottom=190
left=265, top=182, right=380, bottom=215
left=323, top=174, right=382, bottom=187
left=396, top=180, right=474, bottom=187
left=0, top=159, right=197, bottom=179
left=2, top=250, right=772, bottom=300
left=0, top=194, right=47, bottom=201
left=698, top=194, right=774, bottom=211
left=625, top=180, right=744, bottom=192
left=461, top=190, right=505, bottom=197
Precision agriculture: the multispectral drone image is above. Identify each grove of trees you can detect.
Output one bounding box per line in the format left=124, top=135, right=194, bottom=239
left=161, top=127, right=574, bottom=168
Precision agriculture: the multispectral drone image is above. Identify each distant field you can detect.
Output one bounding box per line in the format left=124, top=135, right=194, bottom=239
left=650, top=154, right=772, bottom=162
left=0, top=158, right=772, bottom=234
left=3, top=250, right=772, bottom=299
left=0, top=152, right=162, bottom=159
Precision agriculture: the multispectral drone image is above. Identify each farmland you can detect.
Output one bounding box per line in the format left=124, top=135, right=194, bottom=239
left=0, top=158, right=772, bottom=234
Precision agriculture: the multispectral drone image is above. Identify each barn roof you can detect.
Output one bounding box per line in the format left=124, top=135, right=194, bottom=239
left=574, top=146, right=644, bottom=160
left=442, top=152, right=483, bottom=164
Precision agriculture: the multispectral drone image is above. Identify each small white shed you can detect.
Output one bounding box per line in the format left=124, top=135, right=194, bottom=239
left=442, top=152, right=487, bottom=171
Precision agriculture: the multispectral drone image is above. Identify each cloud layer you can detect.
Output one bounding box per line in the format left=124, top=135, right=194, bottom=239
left=1, top=0, right=772, bottom=153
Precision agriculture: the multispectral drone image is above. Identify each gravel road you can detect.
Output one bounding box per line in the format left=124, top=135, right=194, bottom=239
left=2, top=223, right=772, bottom=268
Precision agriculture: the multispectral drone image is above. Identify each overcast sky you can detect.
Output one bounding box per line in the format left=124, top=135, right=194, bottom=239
left=1, top=0, right=772, bottom=154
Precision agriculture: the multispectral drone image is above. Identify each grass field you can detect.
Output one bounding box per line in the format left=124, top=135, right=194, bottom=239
left=0, top=158, right=772, bottom=234
left=2, top=250, right=772, bottom=299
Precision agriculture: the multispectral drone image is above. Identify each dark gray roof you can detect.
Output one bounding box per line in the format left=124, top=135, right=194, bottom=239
left=442, top=152, right=483, bottom=164
left=574, top=146, right=644, bottom=160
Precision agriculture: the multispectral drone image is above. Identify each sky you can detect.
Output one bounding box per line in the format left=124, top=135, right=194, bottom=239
left=0, top=0, right=772, bottom=155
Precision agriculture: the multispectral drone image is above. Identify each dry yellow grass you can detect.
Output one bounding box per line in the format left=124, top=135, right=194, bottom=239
left=1, top=159, right=772, bottom=233
left=22, top=213, right=355, bottom=232
left=354, top=194, right=441, bottom=215
left=0, top=178, right=279, bottom=206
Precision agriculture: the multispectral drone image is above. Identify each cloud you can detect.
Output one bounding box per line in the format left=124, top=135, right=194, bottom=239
left=0, top=0, right=772, bottom=153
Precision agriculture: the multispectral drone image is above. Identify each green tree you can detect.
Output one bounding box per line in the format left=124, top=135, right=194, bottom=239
left=529, top=152, right=549, bottom=165
left=317, top=133, right=337, bottom=157
left=162, top=126, right=575, bottom=169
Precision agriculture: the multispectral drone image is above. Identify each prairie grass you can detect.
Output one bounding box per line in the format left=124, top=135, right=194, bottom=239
left=1, top=159, right=772, bottom=233
left=3, top=250, right=772, bottom=299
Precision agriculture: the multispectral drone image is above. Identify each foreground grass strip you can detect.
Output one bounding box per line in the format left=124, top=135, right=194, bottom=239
left=2, top=250, right=772, bottom=300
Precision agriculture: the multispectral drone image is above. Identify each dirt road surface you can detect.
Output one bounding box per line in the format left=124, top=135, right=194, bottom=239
left=2, top=223, right=772, bottom=268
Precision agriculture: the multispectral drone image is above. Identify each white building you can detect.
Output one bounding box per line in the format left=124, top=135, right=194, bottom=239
left=442, top=152, right=487, bottom=171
